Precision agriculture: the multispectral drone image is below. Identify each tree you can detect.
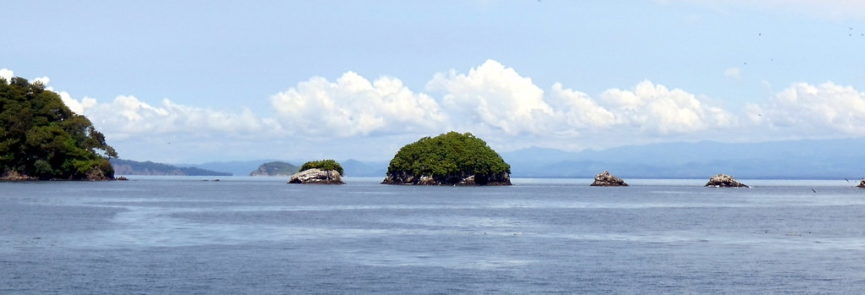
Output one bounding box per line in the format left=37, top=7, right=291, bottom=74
left=385, top=132, right=511, bottom=184
left=0, top=76, right=117, bottom=180
left=300, top=159, right=344, bottom=175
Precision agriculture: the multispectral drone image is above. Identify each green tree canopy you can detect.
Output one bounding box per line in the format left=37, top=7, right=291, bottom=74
left=300, top=159, right=344, bottom=175
left=0, top=76, right=117, bottom=180
left=386, top=132, right=510, bottom=181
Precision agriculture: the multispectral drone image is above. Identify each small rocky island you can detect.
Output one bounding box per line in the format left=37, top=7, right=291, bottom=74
left=858, top=179, right=865, bottom=188
left=250, top=161, right=299, bottom=176
left=288, top=160, right=344, bottom=184
left=591, top=171, right=628, bottom=186
left=1, top=76, right=117, bottom=181
left=382, top=132, right=511, bottom=186
left=705, top=174, right=749, bottom=188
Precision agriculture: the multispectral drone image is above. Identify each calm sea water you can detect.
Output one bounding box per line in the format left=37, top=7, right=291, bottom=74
left=1, top=177, right=865, bottom=294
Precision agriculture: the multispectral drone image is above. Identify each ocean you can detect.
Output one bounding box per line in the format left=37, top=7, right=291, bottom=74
left=1, top=177, right=864, bottom=294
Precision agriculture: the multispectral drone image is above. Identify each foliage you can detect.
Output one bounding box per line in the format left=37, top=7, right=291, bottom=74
left=0, top=76, right=117, bottom=180
left=387, top=132, right=510, bottom=179
left=300, top=159, right=344, bottom=175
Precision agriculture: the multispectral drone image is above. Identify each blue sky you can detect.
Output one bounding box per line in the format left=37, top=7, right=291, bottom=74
left=3, top=0, right=865, bottom=163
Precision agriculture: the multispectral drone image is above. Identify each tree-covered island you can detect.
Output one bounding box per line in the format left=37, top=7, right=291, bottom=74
left=289, top=159, right=344, bottom=184
left=1, top=77, right=117, bottom=180
left=382, top=132, right=511, bottom=185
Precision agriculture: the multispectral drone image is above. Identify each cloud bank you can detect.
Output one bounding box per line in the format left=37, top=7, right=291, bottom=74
left=5, top=63, right=865, bottom=160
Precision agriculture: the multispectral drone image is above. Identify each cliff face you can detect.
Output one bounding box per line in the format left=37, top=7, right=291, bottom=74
left=288, top=168, right=344, bottom=184
left=382, top=132, right=512, bottom=186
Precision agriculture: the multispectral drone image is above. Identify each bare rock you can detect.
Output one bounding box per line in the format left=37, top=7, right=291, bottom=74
left=705, top=174, right=749, bottom=188
left=591, top=171, right=628, bottom=186
left=381, top=172, right=511, bottom=186
left=288, top=168, right=344, bottom=184
left=0, top=170, right=36, bottom=181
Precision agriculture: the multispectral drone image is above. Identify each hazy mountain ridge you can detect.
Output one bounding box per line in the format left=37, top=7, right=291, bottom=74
left=502, top=138, right=865, bottom=179
left=111, top=159, right=231, bottom=176
left=161, top=138, right=865, bottom=179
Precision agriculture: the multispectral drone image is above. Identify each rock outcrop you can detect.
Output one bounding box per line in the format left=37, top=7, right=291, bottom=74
left=288, top=168, right=344, bottom=184
left=705, top=174, right=749, bottom=188
left=381, top=171, right=511, bottom=186
left=0, top=170, right=36, bottom=181
left=591, top=171, right=628, bottom=186
left=858, top=179, right=865, bottom=188
left=1, top=169, right=113, bottom=181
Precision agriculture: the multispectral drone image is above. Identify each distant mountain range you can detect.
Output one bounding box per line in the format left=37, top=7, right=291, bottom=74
left=501, top=138, right=865, bottom=179
left=111, top=159, right=231, bottom=176
left=120, top=138, right=865, bottom=179
left=249, top=161, right=299, bottom=176
left=180, top=159, right=389, bottom=177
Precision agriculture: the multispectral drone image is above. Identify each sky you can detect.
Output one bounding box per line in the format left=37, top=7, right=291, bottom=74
left=3, top=0, right=865, bottom=163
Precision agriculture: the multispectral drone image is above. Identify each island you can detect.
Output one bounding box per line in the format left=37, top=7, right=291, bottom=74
left=382, top=132, right=511, bottom=186
left=1, top=76, right=117, bottom=181
left=858, top=179, right=865, bottom=188
left=705, top=174, right=749, bottom=188
left=288, top=159, right=344, bottom=184
left=591, top=171, right=628, bottom=186
left=111, top=159, right=231, bottom=176
left=250, top=161, right=299, bottom=176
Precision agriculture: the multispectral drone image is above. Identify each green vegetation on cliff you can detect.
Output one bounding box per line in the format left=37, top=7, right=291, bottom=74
left=0, top=77, right=116, bottom=180
left=386, top=132, right=510, bottom=183
left=300, top=159, right=344, bottom=175
left=250, top=161, right=299, bottom=176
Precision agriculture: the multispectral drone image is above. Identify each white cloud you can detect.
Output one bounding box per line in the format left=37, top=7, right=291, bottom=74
left=0, top=69, right=13, bottom=82
left=549, top=83, right=617, bottom=130
left=427, top=60, right=554, bottom=135
left=33, top=76, right=50, bottom=85
left=270, top=72, right=447, bottom=137
left=724, top=67, right=741, bottom=80
left=747, top=82, right=865, bottom=136
left=601, top=81, right=734, bottom=134
left=62, top=94, right=278, bottom=140
left=12, top=62, right=865, bottom=163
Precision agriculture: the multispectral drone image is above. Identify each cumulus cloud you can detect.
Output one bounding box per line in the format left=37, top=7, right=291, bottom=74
left=427, top=60, right=554, bottom=135
left=747, top=82, right=865, bottom=136
left=0, top=68, right=13, bottom=82
left=601, top=81, right=734, bottom=134
left=61, top=94, right=279, bottom=140
left=13, top=61, right=865, bottom=162
left=270, top=72, right=447, bottom=137
left=549, top=83, right=616, bottom=130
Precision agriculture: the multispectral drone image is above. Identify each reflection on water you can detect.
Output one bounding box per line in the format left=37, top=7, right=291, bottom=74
left=2, top=177, right=865, bottom=293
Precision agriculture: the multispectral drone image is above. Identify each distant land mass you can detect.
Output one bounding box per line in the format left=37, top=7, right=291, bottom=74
left=165, top=138, right=865, bottom=179
left=184, top=159, right=388, bottom=177
left=111, top=159, right=231, bottom=176
left=249, top=161, right=299, bottom=176
left=502, top=138, right=865, bottom=179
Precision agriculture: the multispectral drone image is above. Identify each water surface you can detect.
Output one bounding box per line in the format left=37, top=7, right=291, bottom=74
left=1, top=177, right=864, bottom=294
